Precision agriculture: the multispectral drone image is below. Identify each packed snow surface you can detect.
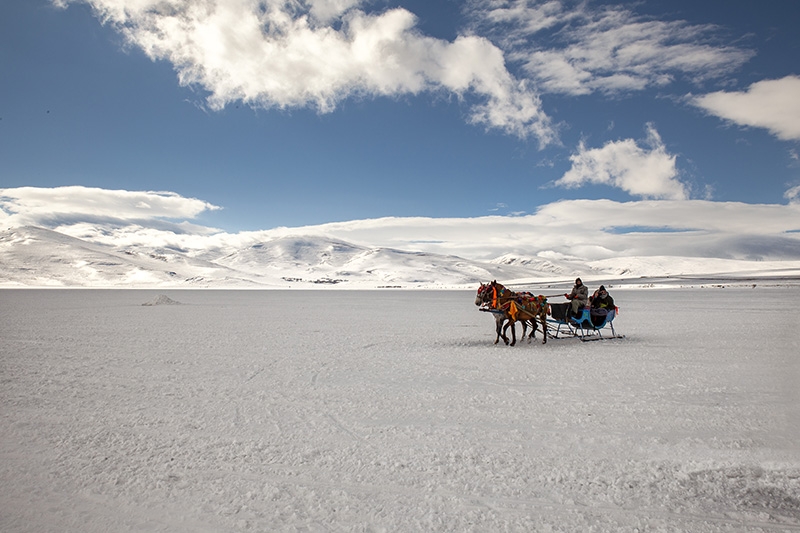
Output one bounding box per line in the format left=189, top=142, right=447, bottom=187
left=1, top=288, right=799, bottom=532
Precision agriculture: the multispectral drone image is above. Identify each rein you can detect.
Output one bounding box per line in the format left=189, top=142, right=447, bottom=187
left=482, top=283, right=548, bottom=315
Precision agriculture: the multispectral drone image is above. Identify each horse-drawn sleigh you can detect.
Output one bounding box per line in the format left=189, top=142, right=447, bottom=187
left=475, top=281, right=623, bottom=344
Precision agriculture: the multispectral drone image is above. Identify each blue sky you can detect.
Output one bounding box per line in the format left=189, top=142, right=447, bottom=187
left=1, top=0, right=799, bottom=262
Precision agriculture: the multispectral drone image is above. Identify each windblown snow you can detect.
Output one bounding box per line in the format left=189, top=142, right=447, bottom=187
left=142, top=295, right=182, bottom=306
left=1, top=288, right=798, bottom=532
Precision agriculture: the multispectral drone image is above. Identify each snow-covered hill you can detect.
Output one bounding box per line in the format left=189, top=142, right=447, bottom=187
left=2, top=226, right=799, bottom=288
left=0, top=227, right=538, bottom=288
left=212, top=234, right=540, bottom=287
left=0, top=226, right=265, bottom=287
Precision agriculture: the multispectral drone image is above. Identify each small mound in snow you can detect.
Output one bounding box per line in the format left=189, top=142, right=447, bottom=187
left=142, top=295, right=182, bottom=306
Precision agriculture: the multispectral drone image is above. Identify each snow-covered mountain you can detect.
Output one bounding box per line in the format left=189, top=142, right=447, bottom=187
left=2, top=226, right=799, bottom=288
left=0, top=226, right=540, bottom=288
left=0, top=226, right=260, bottom=287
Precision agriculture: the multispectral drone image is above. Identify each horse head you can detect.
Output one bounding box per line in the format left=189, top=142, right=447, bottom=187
left=475, top=283, right=490, bottom=306
left=476, top=281, right=508, bottom=308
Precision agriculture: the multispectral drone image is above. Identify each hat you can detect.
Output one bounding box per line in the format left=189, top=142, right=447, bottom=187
left=599, top=285, right=605, bottom=291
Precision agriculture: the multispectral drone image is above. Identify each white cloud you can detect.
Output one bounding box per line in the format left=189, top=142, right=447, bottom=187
left=5, top=187, right=799, bottom=262
left=785, top=184, right=800, bottom=204
left=281, top=199, right=800, bottom=261
left=54, top=0, right=554, bottom=143
left=691, top=76, right=800, bottom=142
left=306, top=0, right=363, bottom=24
left=0, top=186, right=220, bottom=228
left=468, top=0, right=753, bottom=96
left=554, top=125, right=688, bottom=200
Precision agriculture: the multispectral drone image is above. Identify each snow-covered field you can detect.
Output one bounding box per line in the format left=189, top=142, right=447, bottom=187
left=1, top=287, right=799, bottom=532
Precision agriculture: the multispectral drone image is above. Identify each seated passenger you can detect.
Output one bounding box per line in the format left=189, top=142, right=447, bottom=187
left=564, top=278, right=588, bottom=317
left=590, top=285, right=614, bottom=311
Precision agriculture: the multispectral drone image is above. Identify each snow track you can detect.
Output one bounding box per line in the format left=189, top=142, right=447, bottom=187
left=1, top=288, right=798, bottom=532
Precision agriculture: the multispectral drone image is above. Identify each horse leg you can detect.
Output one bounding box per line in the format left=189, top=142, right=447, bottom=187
left=540, top=313, right=548, bottom=344
left=503, top=319, right=517, bottom=346
left=496, top=315, right=511, bottom=345
left=493, top=314, right=502, bottom=344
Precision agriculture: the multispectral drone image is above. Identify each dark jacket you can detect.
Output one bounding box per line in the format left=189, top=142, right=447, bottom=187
left=591, top=292, right=614, bottom=310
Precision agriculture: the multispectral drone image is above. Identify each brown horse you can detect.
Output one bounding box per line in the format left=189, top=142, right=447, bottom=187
left=475, top=281, right=548, bottom=346
left=475, top=282, right=535, bottom=344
